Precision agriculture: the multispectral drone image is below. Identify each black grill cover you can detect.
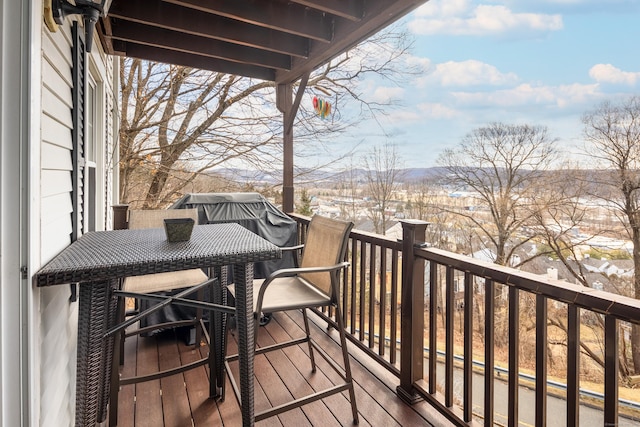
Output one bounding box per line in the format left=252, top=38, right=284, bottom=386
left=172, top=192, right=297, bottom=278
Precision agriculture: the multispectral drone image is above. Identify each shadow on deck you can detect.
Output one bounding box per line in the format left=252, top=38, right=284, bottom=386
left=113, top=309, right=452, bottom=427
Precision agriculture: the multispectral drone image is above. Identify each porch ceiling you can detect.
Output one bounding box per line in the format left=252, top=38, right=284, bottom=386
left=97, top=0, right=428, bottom=84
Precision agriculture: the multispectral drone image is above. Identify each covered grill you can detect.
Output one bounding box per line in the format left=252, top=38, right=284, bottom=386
left=172, top=192, right=297, bottom=278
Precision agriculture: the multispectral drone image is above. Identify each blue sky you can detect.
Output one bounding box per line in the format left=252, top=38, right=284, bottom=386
left=341, top=0, right=640, bottom=169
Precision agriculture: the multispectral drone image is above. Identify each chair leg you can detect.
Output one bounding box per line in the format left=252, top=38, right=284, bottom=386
left=301, top=309, right=317, bottom=372
left=334, top=303, right=359, bottom=424
left=195, top=287, right=204, bottom=348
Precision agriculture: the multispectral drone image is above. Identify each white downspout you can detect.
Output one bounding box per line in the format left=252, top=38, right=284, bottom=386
left=0, top=0, right=40, bottom=426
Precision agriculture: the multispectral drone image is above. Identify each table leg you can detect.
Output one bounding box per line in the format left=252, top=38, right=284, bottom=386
left=75, top=280, right=113, bottom=427
left=233, top=263, right=255, bottom=427
left=209, top=265, right=227, bottom=398
left=98, top=279, right=119, bottom=422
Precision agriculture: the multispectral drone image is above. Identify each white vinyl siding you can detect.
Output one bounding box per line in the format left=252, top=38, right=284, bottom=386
left=38, top=17, right=117, bottom=427
left=39, top=20, right=78, bottom=427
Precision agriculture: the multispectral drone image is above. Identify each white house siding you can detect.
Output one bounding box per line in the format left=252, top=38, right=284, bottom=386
left=38, top=16, right=117, bottom=427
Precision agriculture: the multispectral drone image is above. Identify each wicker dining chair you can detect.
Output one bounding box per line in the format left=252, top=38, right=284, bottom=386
left=224, top=214, right=359, bottom=424
left=108, top=208, right=216, bottom=426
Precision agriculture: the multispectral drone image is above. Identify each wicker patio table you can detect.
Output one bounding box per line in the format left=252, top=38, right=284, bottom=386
left=34, top=223, right=281, bottom=427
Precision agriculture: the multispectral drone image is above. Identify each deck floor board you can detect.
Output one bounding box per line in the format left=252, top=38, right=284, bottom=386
left=112, top=310, right=446, bottom=427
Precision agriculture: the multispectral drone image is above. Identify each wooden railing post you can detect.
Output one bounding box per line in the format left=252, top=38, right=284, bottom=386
left=112, top=204, right=129, bottom=230
left=397, top=220, right=428, bottom=403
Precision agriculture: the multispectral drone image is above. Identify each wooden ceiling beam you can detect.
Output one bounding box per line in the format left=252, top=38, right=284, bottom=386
left=99, top=0, right=430, bottom=84
left=289, top=0, right=364, bottom=21
left=108, top=0, right=309, bottom=58
left=166, top=0, right=333, bottom=42
left=276, top=0, right=425, bottom=83
left=109, top=21, right=291, bottom=70
left=117, top=43, right=276, bottom=81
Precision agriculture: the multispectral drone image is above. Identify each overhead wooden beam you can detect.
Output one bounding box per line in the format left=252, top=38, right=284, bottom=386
left=276, top=0, right=425, bottom=83
left=289, top=0, right=364, bottom=21
left=96, top=16, right=116, bottom=55
left=110, top=21, right=291, bottom=70
left=167, top=0, right=333, bottom=42
left=119, top=43, right=276, bottom=81
left=277, top=83, right=294, bottom=213
left=109, top=0, right=309, bottom=58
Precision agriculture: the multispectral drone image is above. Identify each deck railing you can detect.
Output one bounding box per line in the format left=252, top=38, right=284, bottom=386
left=289, top=213, right=640, bottom=427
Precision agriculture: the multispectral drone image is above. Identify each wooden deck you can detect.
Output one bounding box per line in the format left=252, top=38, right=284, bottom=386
left=113, top=310, right=452, bottom=427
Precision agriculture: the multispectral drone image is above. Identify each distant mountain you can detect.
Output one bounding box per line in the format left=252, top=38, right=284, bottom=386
left=211, top=166, right=621, bottom=187
left=211, top=167, right=449, bottom=185
left=400, top=167, right=448, bottom=182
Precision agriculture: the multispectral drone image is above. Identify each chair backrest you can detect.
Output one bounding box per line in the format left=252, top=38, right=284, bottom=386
left=299, top=215, right=353, bottom=298
left=128, top=208, right=199, bottom=230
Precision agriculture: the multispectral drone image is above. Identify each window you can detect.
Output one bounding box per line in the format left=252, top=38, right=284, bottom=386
left=86, top=79, right=97, bottom=232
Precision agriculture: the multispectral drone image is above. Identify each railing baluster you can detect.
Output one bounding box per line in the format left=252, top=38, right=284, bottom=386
left=536, top=294, right=547, bottom=427
left=369, top=243, right=377, bottom=349
left=604, top=315, right=618, bottom=426
left=379, top=247, right=387, bottom=357
left=484, top=279, right=495, bottom=427
left=567, top=304, right=579, bottom=427
left=445, top=266, right=455, bottom=408
left=429, top=261, right=438, bottom=394
left=350, top=238, right=357, bottom=334
left=390, top=248, right=398, bottom=365
left=508, top=287, right=519, bottom=427
left=359, top=241, right=366, bottom=341
left=463, top=271, right=473, bottom=422
left=342, top=244, right=349, bottom=329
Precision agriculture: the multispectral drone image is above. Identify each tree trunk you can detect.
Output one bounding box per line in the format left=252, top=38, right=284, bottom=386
left=632, top=325, right=640, bottom=375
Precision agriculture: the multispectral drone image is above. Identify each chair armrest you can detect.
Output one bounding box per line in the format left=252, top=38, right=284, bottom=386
left=264, top=262, right=350, bottom=281
left=280, top=244, right=304, bottom=267
left=256, top=262, right=350, bottom=311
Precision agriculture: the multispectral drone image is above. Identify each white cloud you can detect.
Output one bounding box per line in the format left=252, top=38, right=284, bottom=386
left=386, top=110, right=423, bottom=123
left=589, top=64, right=640, bottom=85
left=370, top=86, right=405, bottom=103
left=405, top=55, right=433, bottom=72
left=451, top=82, right=600, bottom=108
left=383, top=102, right=459, bottom=124
left=414, top=0, right=471, bottom=18
left=417, top=102, right=459, bottom=119
left=409, top=3, right=563, bottom=36
left=422, top=60, right=519, bottom=87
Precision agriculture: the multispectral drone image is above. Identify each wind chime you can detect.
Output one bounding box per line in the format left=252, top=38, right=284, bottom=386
left=312, top=95, right=331, bottom=119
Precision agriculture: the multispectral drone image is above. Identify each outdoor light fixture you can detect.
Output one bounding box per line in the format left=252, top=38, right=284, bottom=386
left=45, top=0, right=112, bottom=52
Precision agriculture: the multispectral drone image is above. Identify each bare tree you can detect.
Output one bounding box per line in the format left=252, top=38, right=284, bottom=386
left=363, top=142, right=404, bottom=235
left=582, top=95, right=640, bottom=374
left=118, top=27, right=418, bottom=208
left=436, top=122, right=560, bottom=266
left=405, top=178, right=459, bottom=251
left=527, top=166, right=615, bottom=283
left=337, top=156, right=364, bottom=222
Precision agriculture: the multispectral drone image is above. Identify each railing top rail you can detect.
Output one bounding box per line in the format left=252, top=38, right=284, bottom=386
left=421, top=246, right=640, bottom=325
left=350, top=228, right=403, bottom=249
left=288, top=213, right=402, bottom=250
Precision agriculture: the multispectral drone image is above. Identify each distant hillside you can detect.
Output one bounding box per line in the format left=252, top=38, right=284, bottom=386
left=210, top=167, right=617, bottom=192
left=212, top=167, right=449, bottom=186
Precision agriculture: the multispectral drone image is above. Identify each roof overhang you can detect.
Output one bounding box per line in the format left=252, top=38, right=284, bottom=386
left=97, top=0, right=428, bottom=84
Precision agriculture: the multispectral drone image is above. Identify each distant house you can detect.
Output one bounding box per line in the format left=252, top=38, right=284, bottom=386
left=471, top=248, right=496, bottom=263
left=582, top=258, right=634, bottom=278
